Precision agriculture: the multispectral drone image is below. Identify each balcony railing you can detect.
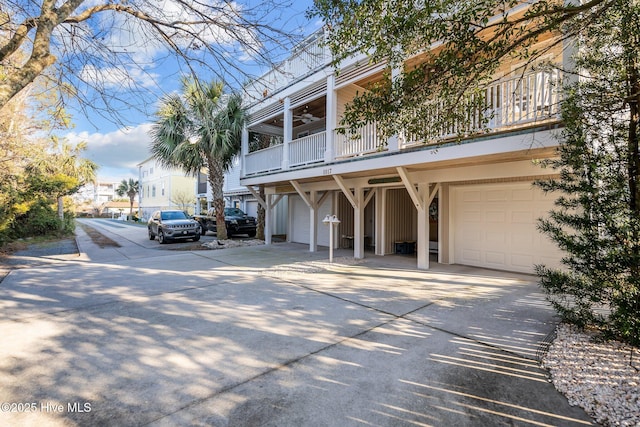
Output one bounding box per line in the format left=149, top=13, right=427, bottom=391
left=289, top=132, right=326, bottom=167
left=490, top=69, right=561, bottom=127
left=334, top=122, right=382, bottom=158
left=402, top=70, right=562, bottom=147
left=245, top=30, right=329, bottom=102
left=243, top=70, right=563, bottom=176
left=245, top=144, right=283, bottom=175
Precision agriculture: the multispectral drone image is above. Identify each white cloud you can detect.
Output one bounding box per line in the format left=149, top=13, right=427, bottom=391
left=79, top=64, right=160, bottom=91
left=65, top=123, right=153, bottom=180
left=96, top=0, right=253, bottom=63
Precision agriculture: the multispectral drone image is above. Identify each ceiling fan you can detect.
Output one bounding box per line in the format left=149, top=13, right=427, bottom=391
left=293, top=110, right=322, bottom=124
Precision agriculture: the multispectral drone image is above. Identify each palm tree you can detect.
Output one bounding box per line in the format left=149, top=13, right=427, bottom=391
left=149, top=77, right=245, bottom=240
left=116, top=178, right=139, bottom=219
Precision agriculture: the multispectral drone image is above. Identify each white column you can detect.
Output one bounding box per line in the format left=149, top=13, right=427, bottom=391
left=388, top=63, right=402, bottom=152
left=309, top=190, right=318, bottom=252
left=387, top=135, right=399, bottom=152
left=416, top=183, right=429, bottom=270
left=287, top=196, right=293, bottom=243
left=375, top=188, right=384, bottom=255
left=354, top=187, right=365, bottom=259
left=283, top=97, right=292, bottom=169
left=265, top=194, right=273, bottom=245
left=325, top=74, right=336, bottom=163
left=439, top=183, right=450, bottom=264
left=241, top=126, right=249, bottom=178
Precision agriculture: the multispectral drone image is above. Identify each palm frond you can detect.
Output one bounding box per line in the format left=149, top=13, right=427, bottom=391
left=148, top=78, right=246, bottom=177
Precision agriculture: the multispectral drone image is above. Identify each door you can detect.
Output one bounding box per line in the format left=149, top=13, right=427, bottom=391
left=452, top=182, right=563, bottom=273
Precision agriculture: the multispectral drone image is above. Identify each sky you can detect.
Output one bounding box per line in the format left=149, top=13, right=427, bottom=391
left=61, top=0, right=319, bottom=183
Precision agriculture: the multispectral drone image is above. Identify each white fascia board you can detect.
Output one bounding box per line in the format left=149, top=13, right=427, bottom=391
left=241, top=128, right=560, bottom=186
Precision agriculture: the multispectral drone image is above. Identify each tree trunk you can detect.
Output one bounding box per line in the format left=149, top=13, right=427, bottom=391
left=0, top=0, right=86, bottom=109
left=57, top=196, right=64, bottom=230
left=256, top=185, right=265, bottom=240
left=207, top=155, right=228, bottom=240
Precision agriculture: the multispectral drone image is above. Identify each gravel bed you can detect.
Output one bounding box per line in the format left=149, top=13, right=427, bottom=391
left=201, top=238, right=266, bottom=250
left=542, top=324, right=640, bottom=426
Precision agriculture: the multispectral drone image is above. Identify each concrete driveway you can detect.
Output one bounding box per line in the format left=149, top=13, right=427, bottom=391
left=0, top=219, right=594, bottom=426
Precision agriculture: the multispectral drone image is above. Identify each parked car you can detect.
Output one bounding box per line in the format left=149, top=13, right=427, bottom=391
left=193, top=207, right=257, bottom=237
left=147, top=210, right=201, bottom=244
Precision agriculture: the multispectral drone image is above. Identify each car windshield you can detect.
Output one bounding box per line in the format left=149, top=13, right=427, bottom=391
left=224, top=208, right=245, bottom=216
left=161, top=211, right=188, bottom=220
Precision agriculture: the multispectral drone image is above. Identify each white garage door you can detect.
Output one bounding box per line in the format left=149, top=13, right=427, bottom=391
left=245, top=200, right=258, bottom=218
left=452, top=182, right=563, bottom=273
left=290, top=194, right=331, bottom=247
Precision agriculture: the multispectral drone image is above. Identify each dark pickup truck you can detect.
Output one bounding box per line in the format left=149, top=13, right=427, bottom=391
left=193, top=207, right=257, bottom=237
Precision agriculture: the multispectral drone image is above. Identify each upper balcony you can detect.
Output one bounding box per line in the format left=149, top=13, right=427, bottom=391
left=243, top=68, right=563, bottom=178
left=244, top=30, right=331, bottom=105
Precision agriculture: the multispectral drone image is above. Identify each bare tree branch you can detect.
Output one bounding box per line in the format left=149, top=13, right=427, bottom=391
left=0, top=0, right=305, bottom=125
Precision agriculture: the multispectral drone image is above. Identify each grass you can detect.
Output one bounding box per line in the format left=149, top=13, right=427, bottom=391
left=77, top=222, right=121, bottom=248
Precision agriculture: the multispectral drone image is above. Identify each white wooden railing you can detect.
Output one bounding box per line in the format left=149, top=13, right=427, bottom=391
left=489, top=69, right=561, bottom=127
left=244, top=144, right=283, bottom=175
left=289, top=132, right=326, bottom=167
left=402, top=70, right=562, bottom=147
left=243, top=70, right=562, bottom=173
left=245, top=31, right=329, bottom=102
left=334, top=122, right=383, bottom=158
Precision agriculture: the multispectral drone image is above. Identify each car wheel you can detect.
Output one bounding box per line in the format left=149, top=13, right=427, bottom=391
left=148, top=228, right=155, bottom=240
left=247, top=230, right=256, bottom=238
left=193, top=234, right=200, bottom=242
left=200, top=226, right=206, bottom=236
left=158, top=230, right=167, bottom=244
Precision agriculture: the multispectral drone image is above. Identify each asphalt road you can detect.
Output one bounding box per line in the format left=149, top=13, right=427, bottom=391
left=0, top=219, right=595, bottom=426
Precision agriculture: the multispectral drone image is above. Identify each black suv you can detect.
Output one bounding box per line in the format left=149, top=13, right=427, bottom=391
left=148, top=210, right=201, bottom=244
left=195, top=207, right=257, bottom=237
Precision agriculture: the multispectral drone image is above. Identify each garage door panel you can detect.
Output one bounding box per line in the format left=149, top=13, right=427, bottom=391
left=512, top=232, right=534, bottom=251
left=462, top=190, right=482, bottom=202
left=486, top=190, right=508, bottom=201
left=512, top=253, right=534, bottom=269
left=512, top=211, right=534, bottom=224
left=486, top=231, right=506, bottom=243
left=486, top=211, right=506, bottom=222
left=453, top=183, right=563, bottom=274
left=513, top=189, right=534, bottom=201
left=462, top=228, right=482, bottom=243
left=462, top=249, right=482, bottom=262
left=485, top=251, right=506, bottom=266
left=463, top=211, right=482, bottom=222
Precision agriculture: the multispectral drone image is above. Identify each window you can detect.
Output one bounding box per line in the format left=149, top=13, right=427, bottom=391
left=152, top=185, right=156, bottom=197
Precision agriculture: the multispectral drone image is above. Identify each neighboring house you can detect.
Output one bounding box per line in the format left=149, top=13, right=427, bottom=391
left=137, top=157, right=197, bottom=221
left=75, top=180, right=120, bottom=204
left=238, top=28, right=569, bottom=274
left=102, top=200, right=139, bottom=217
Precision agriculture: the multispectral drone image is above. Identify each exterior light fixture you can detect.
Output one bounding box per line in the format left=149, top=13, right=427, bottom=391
left=322, top=214, right=341, bottom=262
